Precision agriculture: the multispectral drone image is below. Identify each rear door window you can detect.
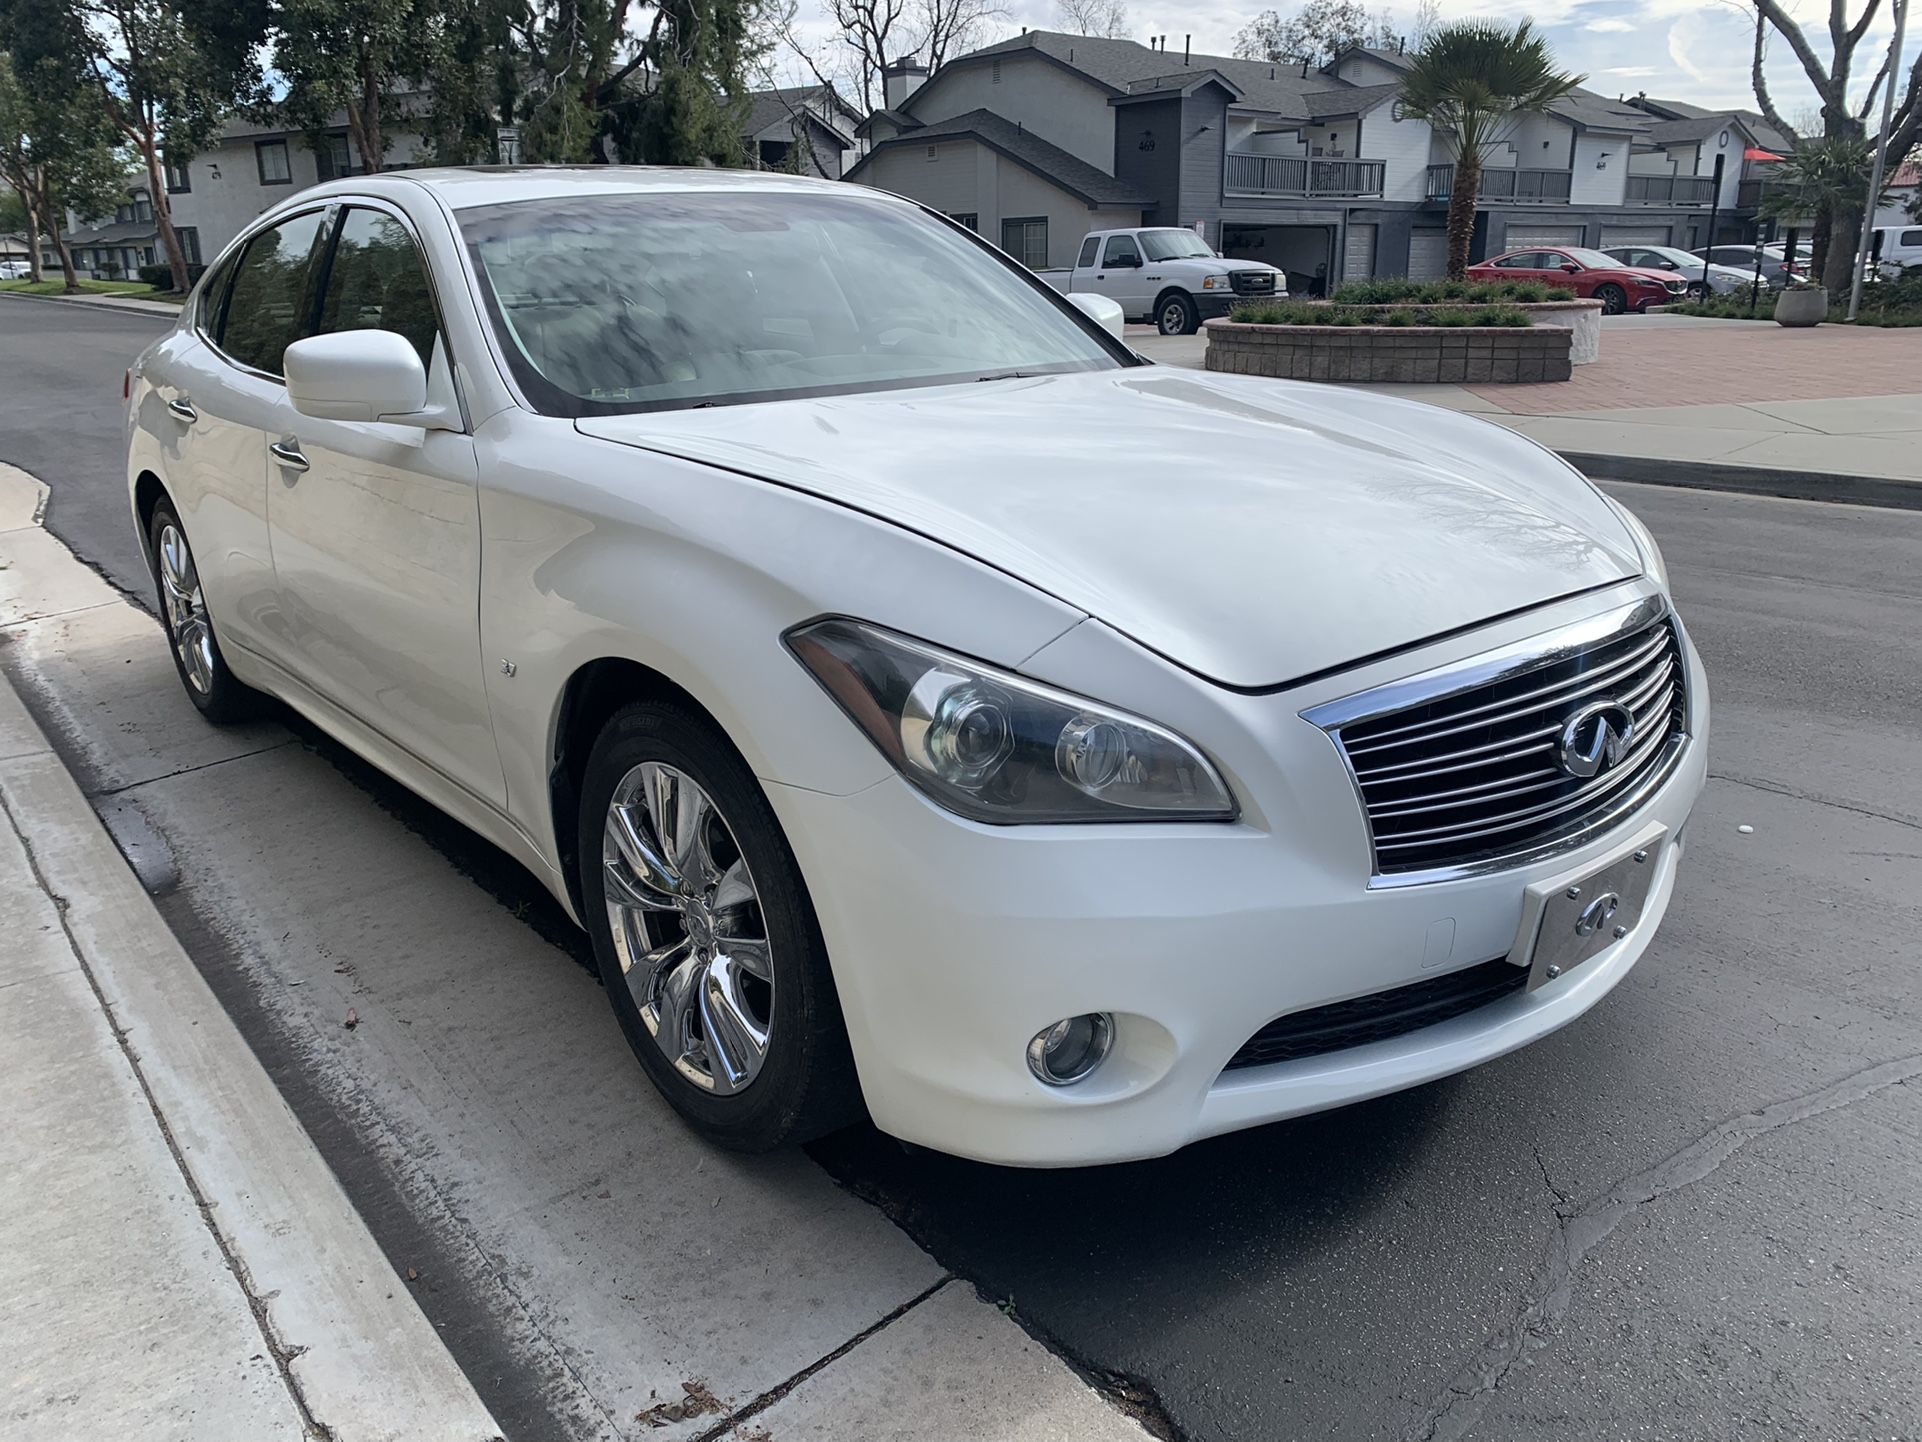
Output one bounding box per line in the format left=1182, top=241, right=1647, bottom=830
left=218, top=209, right=331, bottom=376
left=1077, top=236, right=1100, bottom=268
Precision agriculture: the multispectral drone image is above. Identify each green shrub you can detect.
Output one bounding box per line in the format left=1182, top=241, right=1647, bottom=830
left=1230, top=301, right=1532, bottom=327
left=136, top=261, right=206, bottom=290
left=1668, top=281, right=1921, bottom=326
left=1327, top=277, right=1575, bottom=305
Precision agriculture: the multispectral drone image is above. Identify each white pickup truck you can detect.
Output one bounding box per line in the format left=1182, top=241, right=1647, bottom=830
left=1040, top=228, right=1286, bottom=335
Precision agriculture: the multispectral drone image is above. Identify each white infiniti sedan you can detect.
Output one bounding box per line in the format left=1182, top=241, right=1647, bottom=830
left=125, top=168, right=1707, bottom=1166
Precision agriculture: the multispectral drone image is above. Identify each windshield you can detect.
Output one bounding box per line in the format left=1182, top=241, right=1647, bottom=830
left=459, top=190, right=1126, bottom=416
left=1139, top=229, right=1216, bottom=261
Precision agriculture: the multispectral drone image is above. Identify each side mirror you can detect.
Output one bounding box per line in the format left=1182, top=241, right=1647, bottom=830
left=1560, top=263, right=1581, bottom=274
left=1066, top=291, right=1126, bottom=340
left=283, top=329, right=450, bottom=428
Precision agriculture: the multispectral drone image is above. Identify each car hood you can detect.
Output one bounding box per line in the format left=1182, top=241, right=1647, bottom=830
left=1215, top=257, right=1281, bottom=273
left=576, top=367, right=1640, bottom=689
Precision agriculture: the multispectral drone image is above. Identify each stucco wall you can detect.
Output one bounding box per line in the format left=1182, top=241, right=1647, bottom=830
left=1362, top=107, right=1434, bottom=202
left=906, top=53, right=1116, bottom=172
left=1571, top=131, right=1632, bottom=206
left=854, top=140, right=1138, bottom=268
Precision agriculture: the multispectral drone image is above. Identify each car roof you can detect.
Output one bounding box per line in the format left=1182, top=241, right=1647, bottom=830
left=306, top=165, right=881, bottom=212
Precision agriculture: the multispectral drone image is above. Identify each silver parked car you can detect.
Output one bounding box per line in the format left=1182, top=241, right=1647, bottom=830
left=1603, top=245, right=1760, bottom=298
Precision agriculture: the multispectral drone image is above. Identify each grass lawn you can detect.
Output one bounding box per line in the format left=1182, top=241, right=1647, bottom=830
left=0, top=277, right=183, bottom=306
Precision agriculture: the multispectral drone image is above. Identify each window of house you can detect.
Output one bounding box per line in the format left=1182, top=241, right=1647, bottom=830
left=133, top=195, right=153, bottom=223
left=217, top=208, right=329, bottom=374
left=176, top=226, right=201, bottom=265
left=164, top=156, right=191, bottom=193
left=116, top=204, right=131, bottom=223
left=1077, top=236, right=1100, bottom=267
left=991, top=59, right=1001, bottom=83
left=1001, top=216, right=1049, bottom=268
left=1101, top=234, right=1141, bottom=267
left=314, top=208, right=442, bottom=368
left=256, top=139, right=293, bottom=186
left=948, top=212, right=979, bottom=232
left=316, top=133, right=355, bottom=181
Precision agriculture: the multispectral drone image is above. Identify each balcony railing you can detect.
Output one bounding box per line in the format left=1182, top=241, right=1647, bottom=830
left=1425, top=164, right=1574, bottom=203
left=1225, top=152, right=1386, bottom=198
left=1626, top=174, right=1718, bottom=206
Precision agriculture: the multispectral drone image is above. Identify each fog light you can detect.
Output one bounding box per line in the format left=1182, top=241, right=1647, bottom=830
left=1026, top=1013, right=1114, bottom=1086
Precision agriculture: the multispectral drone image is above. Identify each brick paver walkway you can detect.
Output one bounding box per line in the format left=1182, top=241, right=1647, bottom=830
left=1472, top=323, right=1922, bottom=413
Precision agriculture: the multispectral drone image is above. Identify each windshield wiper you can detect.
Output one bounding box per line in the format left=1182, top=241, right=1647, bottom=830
left=975, top=369, right=1040, bottom=382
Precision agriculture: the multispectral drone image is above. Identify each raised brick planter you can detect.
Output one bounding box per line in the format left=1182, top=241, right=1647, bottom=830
left=1203, top=319, right=1574, bottom=383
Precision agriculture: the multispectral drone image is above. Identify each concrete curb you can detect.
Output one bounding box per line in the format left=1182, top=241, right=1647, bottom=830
left=0, top=288, right=182, bottom=316
left=1564, top=451, right=1922, bottom=510
left=0, top=463, right=504, bottom=1441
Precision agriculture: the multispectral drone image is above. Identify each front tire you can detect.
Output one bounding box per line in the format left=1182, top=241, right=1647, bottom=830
left=1594, top=283, right=1628, bottom=315
left=1684, top=281, right=1709, bottom=301
left=148, top=499, right=261, bottom=723
left=578, top=701, right=861, bottom=1151
left=1156, top=291, right=1198, bottom=336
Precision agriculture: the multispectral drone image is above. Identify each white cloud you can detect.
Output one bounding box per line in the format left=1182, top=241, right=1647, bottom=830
left=1603, top=65, right=1658, bottom=75
left=1585, top=19, right=1636, bottom=32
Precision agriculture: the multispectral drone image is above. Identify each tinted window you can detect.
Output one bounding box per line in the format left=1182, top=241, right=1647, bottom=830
left=1492, top=252, right=1541, bottom=268
left=219, top=210, right=329, bottom=375
left=1140, top=229, right=1214, bottom=261
left=460, top=190, right=1120, bottom=416
left=1077, top=236, right=1100, bottom=268
left=1902, top=230, right=1922, bottom=247
left=1102, top=235, right=1141, bottom=266
left=316, top=208, right=441, bottom=367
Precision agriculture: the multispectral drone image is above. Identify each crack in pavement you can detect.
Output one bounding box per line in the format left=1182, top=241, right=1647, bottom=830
left=1407, top=1053, right=1922, bottom=1442
left=1709, top=771, right=1922, bottom=834
left=86, top=738, right=297, bottom=798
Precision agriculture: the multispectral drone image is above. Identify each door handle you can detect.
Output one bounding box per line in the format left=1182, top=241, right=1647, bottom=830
left=269, top=438, right=310, bottom=474
left=166, top=396, right=198, bottom=424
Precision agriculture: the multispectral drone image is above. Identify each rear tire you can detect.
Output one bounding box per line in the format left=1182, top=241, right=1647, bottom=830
left=147, top=499, right=262, bottom=724
left=578, top=701, right=862, bottom=1151
left=1156, top=291, right=1199, bottom=336
left=1684, top=281, right=1709, bottom=301
left=1594, top=283, right=1628, bottom=315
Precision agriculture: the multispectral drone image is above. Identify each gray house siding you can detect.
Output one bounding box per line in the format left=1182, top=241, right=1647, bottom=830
left=1176, top=90, right=1230, bottom=231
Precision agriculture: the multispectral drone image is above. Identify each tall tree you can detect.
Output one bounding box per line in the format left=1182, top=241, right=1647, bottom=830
left=1232, top=0, right=1391, bottom=65
left=1055, top=0, right=1127, bottom=40
left=1, top=0, right=262, bottom=292
left=779, top=0, right=1003, bottom=117
left=1396, top=21, right=1583, bottom=279
left=1750, top=0, right=1921, bottom=290
left=271, top=0, right=435, bottom=173
left=0, top=48, right=127, bottom=290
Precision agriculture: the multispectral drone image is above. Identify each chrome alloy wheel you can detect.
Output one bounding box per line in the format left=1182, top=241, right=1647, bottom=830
left=602, top=762, right=775, bottom=1095
left=157, top=522, right=216, bottom=695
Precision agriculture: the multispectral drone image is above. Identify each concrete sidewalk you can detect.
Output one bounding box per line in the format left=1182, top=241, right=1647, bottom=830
left=0, top=468, right=505, bottom=1442
left=0, top=288, right=183, bottom=316
left=1132, top=317, right=1922, bottom=503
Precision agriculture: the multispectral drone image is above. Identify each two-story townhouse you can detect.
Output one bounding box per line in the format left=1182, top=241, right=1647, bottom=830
left=743, top=84, right=865, bottom=178
left=61, top=178, right=162, bottom=279
left=849, top=31, right=1759, bottom=290
left=162, top=107, right=432, bottom=271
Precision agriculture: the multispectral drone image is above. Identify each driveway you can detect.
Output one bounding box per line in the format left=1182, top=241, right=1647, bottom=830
left=5, top=292, right=1919, bottom=1441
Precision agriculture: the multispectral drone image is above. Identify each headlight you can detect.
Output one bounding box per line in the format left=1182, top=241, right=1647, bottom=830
left=1606, top=495, right=1669, bottom=591
left=1200, top=274, right=1234, bottom=290
left=785, top=618, right=1237, bottom=824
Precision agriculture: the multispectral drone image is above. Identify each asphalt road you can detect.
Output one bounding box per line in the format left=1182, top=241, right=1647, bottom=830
left=4, top=294, right=1918, bottom=1442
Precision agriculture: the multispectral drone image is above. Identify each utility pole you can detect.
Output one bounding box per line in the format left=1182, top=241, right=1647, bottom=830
left=1848, top=0, right=1908, bottom=320
left=1702, top=152, right=1724, bottom=297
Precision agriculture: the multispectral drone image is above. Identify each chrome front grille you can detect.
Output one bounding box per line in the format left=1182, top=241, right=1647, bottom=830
left=1230, top=270, right=1277, bottom=295
left=1305, top=600, right=1689, bottom=882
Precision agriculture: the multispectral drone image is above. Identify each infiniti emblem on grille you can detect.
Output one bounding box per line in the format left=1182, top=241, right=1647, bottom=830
left=1556, top=701, right=1636, bottom=779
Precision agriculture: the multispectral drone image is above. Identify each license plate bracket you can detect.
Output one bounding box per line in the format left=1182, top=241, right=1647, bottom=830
left=1516, top=830, right=1665, bottom=990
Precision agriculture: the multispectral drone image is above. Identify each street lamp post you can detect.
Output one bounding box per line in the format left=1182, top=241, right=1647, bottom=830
left=1848, top=0, right=1909, bottom=321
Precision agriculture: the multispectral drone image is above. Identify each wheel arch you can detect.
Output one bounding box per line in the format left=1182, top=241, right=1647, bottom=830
left=1153, top=285, right=1194, bottom=315
left=547, top=655, right=738, bottom=918
left=133, top=469, right=169, bottom=546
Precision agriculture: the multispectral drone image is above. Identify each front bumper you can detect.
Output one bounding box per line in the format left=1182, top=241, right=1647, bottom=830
left=1197, top=292, right=1243, bottom=321
left=768, top=587, right=1709, bottom=1166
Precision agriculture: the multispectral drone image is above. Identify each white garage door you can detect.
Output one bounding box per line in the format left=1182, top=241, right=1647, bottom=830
left=1600, top=225, right=1672, bottom=248
left=1408, top=228, right=1448, bottom=280
left=1343, top=223, right=1377, bottom=282
left=1503, top=225, right=1583, bottom=249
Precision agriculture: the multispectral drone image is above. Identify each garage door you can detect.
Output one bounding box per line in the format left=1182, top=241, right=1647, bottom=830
left=1408, top=228, right=1448, bottom=280
left=1343, top=223, right=1377, bottom=283
left=1600, top=225, right=1672, bottom=247
left=1503, top=225, right=1583, bottom=249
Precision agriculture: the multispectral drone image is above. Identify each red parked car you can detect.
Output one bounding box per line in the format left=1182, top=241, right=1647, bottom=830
left=1467, top=246, right=1688, bottom=314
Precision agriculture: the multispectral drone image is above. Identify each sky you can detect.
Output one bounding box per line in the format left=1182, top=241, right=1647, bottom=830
left=784, top=0, right=1910, bottom=128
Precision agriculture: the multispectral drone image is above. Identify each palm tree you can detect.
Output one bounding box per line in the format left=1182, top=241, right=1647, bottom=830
left=1397, top=22, right=1584, bottom=279
left=1756, top=134, right=1881, bottom=293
